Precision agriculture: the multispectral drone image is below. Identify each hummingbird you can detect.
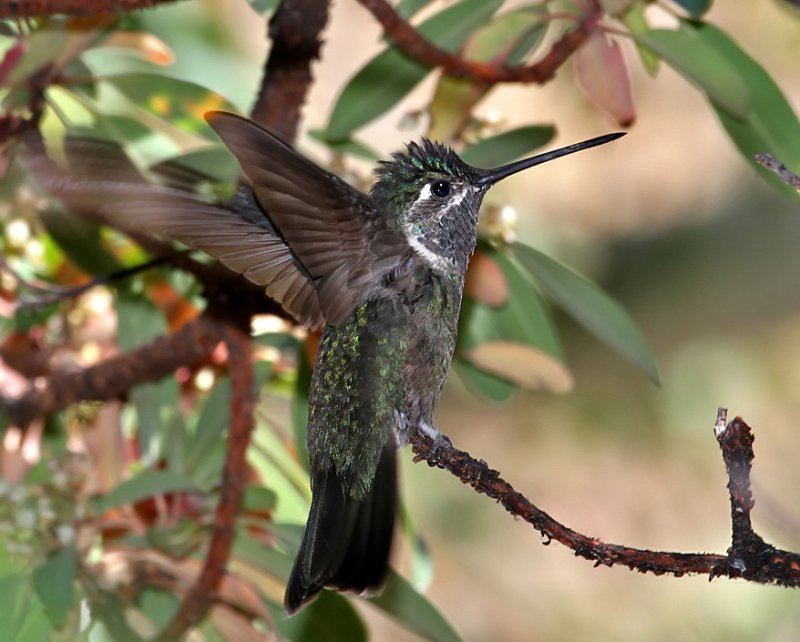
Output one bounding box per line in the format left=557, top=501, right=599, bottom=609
left=24, top=114, right=623, bottom=613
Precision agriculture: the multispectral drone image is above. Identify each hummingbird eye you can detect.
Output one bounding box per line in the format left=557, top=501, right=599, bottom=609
left=431, top=181, right=450, bottom=198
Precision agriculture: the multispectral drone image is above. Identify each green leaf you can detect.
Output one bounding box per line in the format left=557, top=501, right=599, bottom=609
left=38, top=209, right=122, bottom=277
left=697, top=23, right=800, bottom=202
left=454, top=357, right=515, bottom=402
left=639, top=21, right=749, bottom=119
left=325, top=0, right=503, bottom=140
left=157, top=146, right=242, bottom=183
left=116, top=291, right=178, bottom=464
left=620, top=2, right=659, bottom=75
left=242, top=485, right=278, bottom=513
left=672, top=0, right=713, bottom=17
left=513, top=242, right=660, bottom=383
left=369, top=571, right=462, bottom=642
left=101, top=74, right=239, bottom=138
left=32, top=546, right=78, bottom=627
left=458, top=245, right=570, bottom=393
left=308, top=128, right=379, bottom=161
left=459, top=126, right=555, bottom=167
left=396, top=0, right=433, bottom=20
left=93, top=470, right=200, bottom=513
left=272, top=590, right=367, bottom=642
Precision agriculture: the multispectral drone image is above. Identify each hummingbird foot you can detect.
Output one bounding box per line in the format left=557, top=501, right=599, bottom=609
left=418, top=421, right=452, bottom=453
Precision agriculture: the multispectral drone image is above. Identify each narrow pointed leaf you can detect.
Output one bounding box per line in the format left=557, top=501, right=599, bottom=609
left=93, top=470, right=200, bottom=513
left=460, top=125, right=555, bottom=167
left=639, top=23, right=749, bottom=119
left=32, top=546, right=78, bottom=627
left=368, top=571, right=463, bottom=642
left=513, top=242, right=659, bottom=383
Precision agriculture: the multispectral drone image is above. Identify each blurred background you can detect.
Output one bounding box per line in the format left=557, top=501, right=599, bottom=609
left=3, top=0, right=800, bottom=639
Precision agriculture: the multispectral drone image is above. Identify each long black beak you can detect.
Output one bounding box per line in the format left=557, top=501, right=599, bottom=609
left=476, top=132, right=625, bottom=187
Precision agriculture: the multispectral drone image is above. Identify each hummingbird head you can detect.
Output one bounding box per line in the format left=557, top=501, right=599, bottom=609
left=371, top=132, right=625, bottom=276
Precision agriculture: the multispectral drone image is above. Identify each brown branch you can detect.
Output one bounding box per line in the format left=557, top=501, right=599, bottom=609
left=0, top=313, right=225, bottom=429
left=154, top=323, right=254, bottom=641
left=249, top=0, right=331, bottom=141
left=356, top=0, right=602, bottom=85
left=411, top=409, right=800, bottom=587
left=0, top=0, right=180, bottom=18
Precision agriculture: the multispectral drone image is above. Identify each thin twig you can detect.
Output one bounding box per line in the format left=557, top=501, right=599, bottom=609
left=754, top=153, right=800, bottom=193
left=154, top=322, right=255, bottom=642
left=356, top=0, right=602, bottom=84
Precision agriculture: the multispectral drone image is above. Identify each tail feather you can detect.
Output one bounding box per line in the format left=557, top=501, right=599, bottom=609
left=284, top=443, right=397, bottom=614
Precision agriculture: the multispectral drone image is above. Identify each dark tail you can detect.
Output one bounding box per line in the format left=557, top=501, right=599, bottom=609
left=284, top=442, right=397, bottom=614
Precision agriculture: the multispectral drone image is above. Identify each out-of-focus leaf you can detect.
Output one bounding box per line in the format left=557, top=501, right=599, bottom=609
left=246, top=0, right=280, bottom=16
left=32, top=546, right=77, bottom=627
left=325, top=0, right=503, bottom=141
left=458, top=243, right=570, bottom=393
left=155, top=146, right=241, bottom=183
left=697, top=23, right=800, bottom=203
left=621, top=2, right=659, bottom=75
left=0, top=565, right=51, bottom=641
left=93, top=31, right=174, bottom=65
left=513, top=242, right=660, bottom=383
left=469, top=340, right=572, bottom=393
left=458, top=244, right=563, bottom=364
left=308, top=129, right=379, bottom=161
left=463, top=246, right=508, bottom=306
left=7, top=31, right=68, bottom=85
left=399, top=505, right=433, bottom=592
left=455, top=358, right=515, bottom=402
left=368, top=571, right=462, bottom=642
left=101, top=74, right=238, bottom=138
left=37, top=209, right=121, bottom=276
left=459, top=125, right=555, bottom=167
left=93, top=470, right=200, bottom=513
left=116, top=291, right=179, bottom=464
left=599, top=0, right=636, bottom=14
left=639, top=22, right=749, bottom=119
left=574, top=32, right=636, bottom=127
left=396, top=0, right=433, bottom=19
left=672, top=0, right=713, bottom=17
left=292, top=343, right=313, bottom=471
left=272, top=590, right=367, bottom=642
left=242, top=485, right=278, bottom=513
left=428, top=7, right=547, bottom=142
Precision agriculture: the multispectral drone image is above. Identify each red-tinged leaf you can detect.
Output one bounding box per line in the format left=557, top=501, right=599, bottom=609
left=467, top=340, right=573, bottom=393
left=575, top=32, right=636, bottom=127
left=94, top=31, right=174, bottom=65
left=0, top=41, right=25, bottom=86
left=464, top=248, right=508, bottom=306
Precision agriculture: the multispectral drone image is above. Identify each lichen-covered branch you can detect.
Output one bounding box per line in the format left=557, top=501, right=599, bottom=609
left=411, top=409, right=800, bottom=588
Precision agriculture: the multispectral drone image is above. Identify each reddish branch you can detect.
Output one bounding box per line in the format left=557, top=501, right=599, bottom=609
left=356, top=0, right=602, bottom=84
left=154, top=324, right=255, bottom=642
left=411, top=409, right=800, bottom=587
left=0, top=0, right=177, bottom=18
left=0, top=313, right=225, bottom=429
left=250, top=0, right=331, bottom=141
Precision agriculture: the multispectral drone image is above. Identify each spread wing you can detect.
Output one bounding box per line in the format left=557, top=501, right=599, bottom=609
left=205, top=112, right=411, bottom=326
